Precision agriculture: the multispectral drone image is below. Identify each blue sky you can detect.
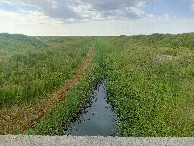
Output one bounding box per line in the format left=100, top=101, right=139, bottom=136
left=0, top=0, right=193, bottom=36
left=143, top=0, right=194, bottom=17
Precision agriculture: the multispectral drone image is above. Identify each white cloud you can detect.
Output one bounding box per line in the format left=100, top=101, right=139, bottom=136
left=137, top=1, right=146, bottom=7
left=191, top=0, right=194, bottom=10
left=191, top=4, right=194, bottom=10
left=0, top=0, right=151, bottom=23
left=1, top=0, right=193, bottom=36
left=0, top=10, right=63, bottom=27
left=129, top=7, right=145, bottom=16
left=1, top=9, right=194, bottom=36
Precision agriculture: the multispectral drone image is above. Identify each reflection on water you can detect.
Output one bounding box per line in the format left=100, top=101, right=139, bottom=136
left=63, top=83, right=119, bottom=136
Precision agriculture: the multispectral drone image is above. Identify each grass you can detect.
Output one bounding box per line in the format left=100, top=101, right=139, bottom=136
left=94, top=34, right=194, bottom=136
left=26, top=58, right=97, bottom=135
left=0, top=33, right=193, bottom=136
left=0, top=33, right=94, bottom=134
left=0, top=34, right=93, bottom=107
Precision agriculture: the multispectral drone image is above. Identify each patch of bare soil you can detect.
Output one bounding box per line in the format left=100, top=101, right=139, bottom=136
left=0, top=47, right=94, bottom=134
left=190, top=106, right=194, bottom=121
left=156, top=54, right=177, bottom=62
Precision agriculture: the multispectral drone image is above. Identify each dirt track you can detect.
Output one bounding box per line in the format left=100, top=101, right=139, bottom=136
left=0, top=47, right=94, bottom=134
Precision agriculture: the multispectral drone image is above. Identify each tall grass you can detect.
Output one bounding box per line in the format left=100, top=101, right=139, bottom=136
left=26, top=55, right=97, bottom=135
left=94, top=34, right=194, bottom=136
left=0, top=34, right=93, bottom=106
left=1, top=33, right=193, bottom=136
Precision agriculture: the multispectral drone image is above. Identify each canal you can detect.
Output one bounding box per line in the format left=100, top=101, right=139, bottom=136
left=63, top=83, right=119, bottom=136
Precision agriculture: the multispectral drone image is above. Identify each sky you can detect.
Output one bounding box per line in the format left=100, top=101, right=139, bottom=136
left=0, top=0, right=194, bottom=36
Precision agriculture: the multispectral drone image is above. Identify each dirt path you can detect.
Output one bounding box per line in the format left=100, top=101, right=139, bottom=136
left=0, top=47, right=94, bottom=134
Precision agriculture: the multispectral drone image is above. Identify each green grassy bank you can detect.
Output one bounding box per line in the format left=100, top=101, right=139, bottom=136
left=0, top=33, right=193, bottom=136
left=0, top=34, right=93, bottom=107
left=94, top=34, right=194, bottom=136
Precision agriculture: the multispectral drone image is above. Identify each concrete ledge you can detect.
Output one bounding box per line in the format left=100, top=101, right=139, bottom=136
left=0, top=135, right=193, bottom=146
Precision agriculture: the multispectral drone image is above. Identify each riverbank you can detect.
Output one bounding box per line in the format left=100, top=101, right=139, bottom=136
left=1, top=33, right=193, bottom=136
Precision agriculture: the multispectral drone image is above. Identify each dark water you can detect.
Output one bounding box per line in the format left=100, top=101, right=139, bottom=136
left=63, top=83, right=119, bottom=136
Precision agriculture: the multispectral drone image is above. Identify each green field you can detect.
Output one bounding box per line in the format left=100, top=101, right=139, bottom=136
left=0, top=34, right=93, bottom=106
left=94, top=34, right=194, bottom=136
left=0, top=33, right=193, bottom=136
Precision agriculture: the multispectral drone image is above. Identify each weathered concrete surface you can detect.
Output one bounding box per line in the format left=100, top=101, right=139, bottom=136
left=0, top=135, right=193, bottom=146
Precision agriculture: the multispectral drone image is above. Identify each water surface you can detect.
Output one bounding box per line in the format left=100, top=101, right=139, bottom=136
left=63, top=83, right=118, bottom=136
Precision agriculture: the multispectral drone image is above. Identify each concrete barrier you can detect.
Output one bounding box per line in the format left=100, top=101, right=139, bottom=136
left=0, top=135, right=193, bottom=146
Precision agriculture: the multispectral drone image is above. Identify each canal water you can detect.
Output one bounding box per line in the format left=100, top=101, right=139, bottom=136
left=63, top=83, right=119, bottom=136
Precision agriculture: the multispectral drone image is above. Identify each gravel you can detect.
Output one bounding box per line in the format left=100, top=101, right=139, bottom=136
left=0, top=135, right=193, bottom=146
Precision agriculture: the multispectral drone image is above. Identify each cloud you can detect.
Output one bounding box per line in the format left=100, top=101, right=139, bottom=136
left=84, top=0, right=137, bottom=11
left=137, top=1, right=146, bottom=7
left=0, top=9, right=63, bottom=26
left=20, top=0, right=81, bottom=19
left=190, top=0, right=194, bottom=11
left=1, top=0, right=194, bottom=36
left=1, top=10, right=194, bottom=36
left=191, top=3, right=194, bottom=11
left=192, top=5, right=194, bottom=10
left=1, top=0, right=149, bottom=23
